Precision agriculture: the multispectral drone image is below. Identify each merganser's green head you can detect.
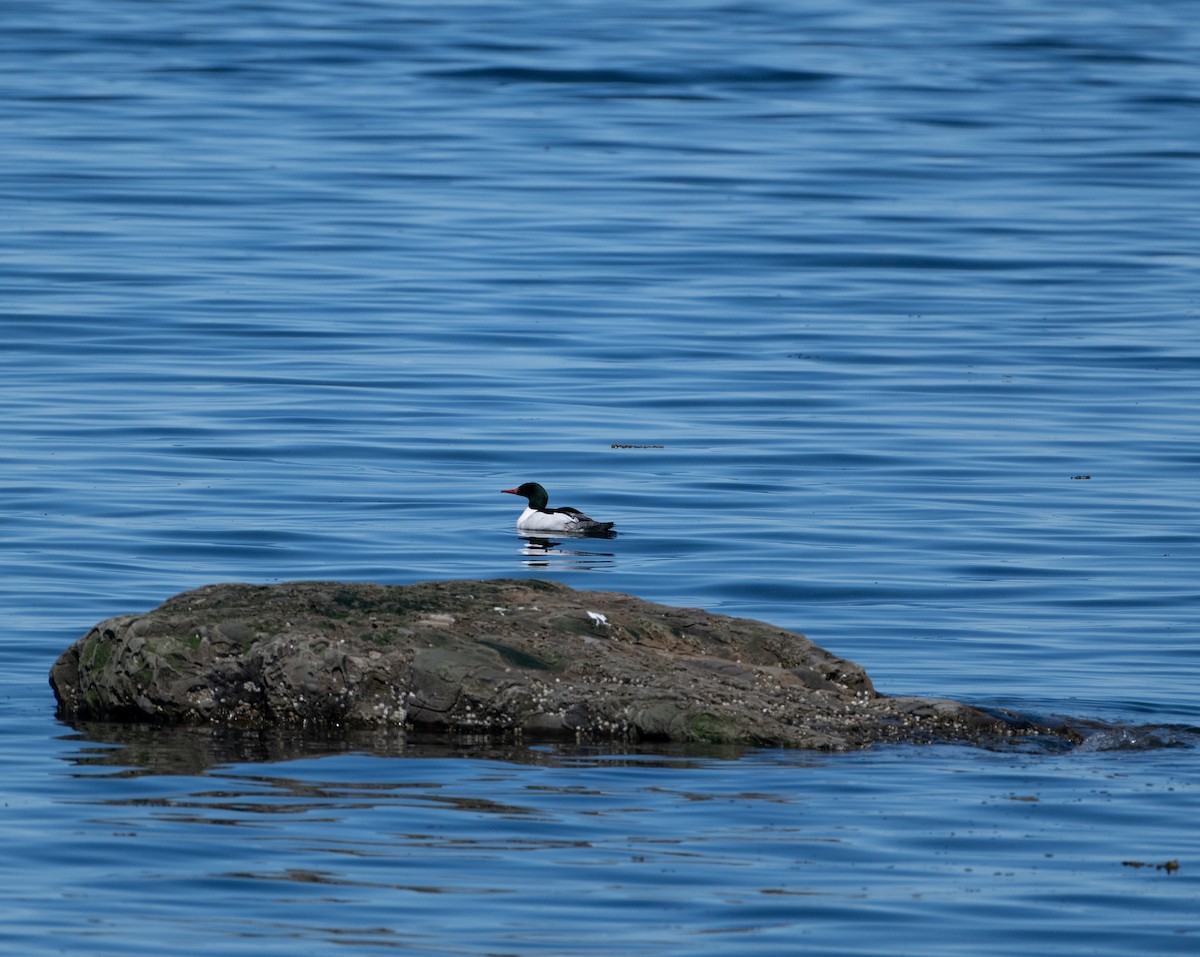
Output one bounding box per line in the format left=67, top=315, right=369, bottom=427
left=501, top=482, right=549, bottom=510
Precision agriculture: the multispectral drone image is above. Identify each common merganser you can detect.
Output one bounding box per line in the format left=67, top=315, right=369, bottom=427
left=502, top=482, right=616, bottom=535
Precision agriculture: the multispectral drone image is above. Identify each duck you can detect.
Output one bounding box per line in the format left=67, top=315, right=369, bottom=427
left=502, top=482, right=616, bottom=535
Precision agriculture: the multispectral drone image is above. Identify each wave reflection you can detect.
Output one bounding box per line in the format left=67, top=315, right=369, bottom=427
left=517, top=534, right=617, bottom=570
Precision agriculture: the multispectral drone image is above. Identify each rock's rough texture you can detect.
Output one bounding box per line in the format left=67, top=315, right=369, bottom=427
left=49, top=579, right=1079, bottom=750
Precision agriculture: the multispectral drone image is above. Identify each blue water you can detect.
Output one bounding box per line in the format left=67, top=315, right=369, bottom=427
left=3, top=1, right=1199, bottom=953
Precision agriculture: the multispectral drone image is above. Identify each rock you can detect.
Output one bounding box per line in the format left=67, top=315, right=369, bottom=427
left=49, top=579, right=1081, bottom=750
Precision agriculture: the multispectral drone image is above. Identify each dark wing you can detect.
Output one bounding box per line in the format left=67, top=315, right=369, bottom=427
left=546, top=506, right=589, bottom=519
left=548, top=505, right=615, bottom=534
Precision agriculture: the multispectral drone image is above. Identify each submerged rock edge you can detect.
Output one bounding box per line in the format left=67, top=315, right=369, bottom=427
left=48, top=579, right=1081, bottom=751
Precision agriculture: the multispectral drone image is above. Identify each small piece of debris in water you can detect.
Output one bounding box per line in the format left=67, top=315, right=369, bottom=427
left=1121, top=859, right=1180, bottom=873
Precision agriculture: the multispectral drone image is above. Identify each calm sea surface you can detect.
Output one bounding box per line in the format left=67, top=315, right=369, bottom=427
left=3, top=1, right=1199, bottom=953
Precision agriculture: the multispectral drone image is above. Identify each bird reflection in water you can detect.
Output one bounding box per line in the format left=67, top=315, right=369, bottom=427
left=518, top=534, right=616, bottom=569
